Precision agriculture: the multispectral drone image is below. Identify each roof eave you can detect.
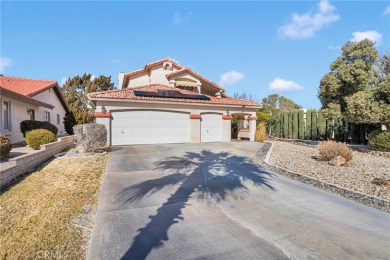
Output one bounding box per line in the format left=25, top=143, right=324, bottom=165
left=88, top=97, right=261, bottom=109
left=1, top=87, right=55, bottom=109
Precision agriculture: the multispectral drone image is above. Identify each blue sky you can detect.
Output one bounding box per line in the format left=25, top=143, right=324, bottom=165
left=1, top=1, right=389, bottom=108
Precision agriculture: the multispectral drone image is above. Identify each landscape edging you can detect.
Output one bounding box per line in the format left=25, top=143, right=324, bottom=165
left=252, top=142, right=390, bottom=213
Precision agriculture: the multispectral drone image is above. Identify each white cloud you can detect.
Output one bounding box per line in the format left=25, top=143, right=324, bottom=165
left=61, top=77, right=68, bottom=86
left=173, top=11, right=193, bottom=25
left=219, top=71, right=245, bottom=86
left=0, top=57, right=14, bottom=73
left=383, top=6, right=390, bottom=15
left=328, top=45, right=341, bottom=50
left=350, top=30, right=383, bottom=45
left=278, top=0, right=340, bottom=39
left=268, top=78, right=303, bottom=92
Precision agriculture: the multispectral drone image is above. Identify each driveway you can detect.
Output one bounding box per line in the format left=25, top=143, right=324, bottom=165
left=89, top=142, right=390, bottom=260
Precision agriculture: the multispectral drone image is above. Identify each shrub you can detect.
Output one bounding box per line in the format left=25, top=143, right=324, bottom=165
left=0, top=134, right=12, bottom=158
left=63, top=112, right=77, bottom=135
left=318, top=141, right=353, bottom=161
left=255, top=122, right=266, bottom=142
left=26, top=129, right=57, bottom=150
left=368, top=130, right=390, bottom=151
left=73, top=123, right=107, bottom=152
left=20, top=120, right=58, bottom=137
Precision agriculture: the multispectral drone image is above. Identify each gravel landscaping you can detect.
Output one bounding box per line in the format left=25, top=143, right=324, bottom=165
left=267, top=140, right=390, bottom=201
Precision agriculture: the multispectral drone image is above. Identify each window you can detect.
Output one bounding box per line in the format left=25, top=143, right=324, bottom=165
left=57, top=114, right=60, bottom=125
left=3, top=101, right=10, bottom=130
left=28, top=109, right=35, bottom=121
left=44, top=111, right=50, bottom=122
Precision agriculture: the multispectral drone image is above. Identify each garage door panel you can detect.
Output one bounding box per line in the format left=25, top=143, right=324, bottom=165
left=112, top=110, right=190, bottom=145
left=201, top=114, right=222, bottom=142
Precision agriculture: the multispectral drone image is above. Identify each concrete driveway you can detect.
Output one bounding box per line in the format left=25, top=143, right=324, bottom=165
left=89, top=142, right=390, bottom=260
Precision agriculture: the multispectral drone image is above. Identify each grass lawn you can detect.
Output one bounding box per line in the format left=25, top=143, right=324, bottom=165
left=0, top=155, right=107, bottom=259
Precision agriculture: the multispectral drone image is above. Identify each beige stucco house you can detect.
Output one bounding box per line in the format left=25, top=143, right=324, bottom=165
left=88, top=58, right=261, bottom=146
left=0, top=76, right=70, bottom=143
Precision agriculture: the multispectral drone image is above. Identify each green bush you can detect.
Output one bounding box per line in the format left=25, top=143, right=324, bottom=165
left=298, top=110, right=304, bottom=139
left=288, top=112, right=293, bottom=139
left=368, top=131, right=390, bottom=151
left=306, top=110, right=312, bottom=140
left=283, top=112, right=289, bottom=138
left=293, top=111, right=299, bottom=139
left=0, top=134, right=12, bottom=158
left=26, top=129, right=57, bottom=150
left=63, top=112, right=77, bottom=135
left=20, top=120, right=58, bottom=137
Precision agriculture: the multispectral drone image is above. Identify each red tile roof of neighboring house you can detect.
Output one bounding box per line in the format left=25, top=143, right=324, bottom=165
left=0, top=76, right=70, bottom=113
left=0, top=76, right=57, bottom=96
left=88, top=84, right=261, bottom=107
left=166, top=67, right=225, bottom=92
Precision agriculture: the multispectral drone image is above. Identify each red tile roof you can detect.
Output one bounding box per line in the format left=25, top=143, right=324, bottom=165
left=0, top=76, right=57, bottom=96
left=166, top=67, right=225, bottom=92
left=0, top=76, right=70, bottom=113
left=124, top=58, right=183, bottom=77
left=88, top=84, right=261, bottom=107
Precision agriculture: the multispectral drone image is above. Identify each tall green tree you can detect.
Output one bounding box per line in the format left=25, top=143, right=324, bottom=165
left=318, top=39, right=379, bottom=118
left=62, top=74, right=115, bottom=124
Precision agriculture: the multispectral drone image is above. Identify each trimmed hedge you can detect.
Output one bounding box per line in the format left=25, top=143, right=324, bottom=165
left=0, top=134, right=12, bottom=158
left=20, top=120, right=58, bottom=137
left=368, top=130, right=390, bottom=152
left=26, top=129, right=57, bottom=150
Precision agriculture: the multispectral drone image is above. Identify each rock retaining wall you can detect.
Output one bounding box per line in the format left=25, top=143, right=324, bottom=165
left=0, top=136, right=74, bottom=189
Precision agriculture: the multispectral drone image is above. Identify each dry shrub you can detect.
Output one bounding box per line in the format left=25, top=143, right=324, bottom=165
left=255, top=122, right=266, bottom=142
left=318, top=140, right=353, bottom=161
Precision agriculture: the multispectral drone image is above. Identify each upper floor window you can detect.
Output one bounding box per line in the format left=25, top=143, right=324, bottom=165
left=44, top=111, right=50, bottom=122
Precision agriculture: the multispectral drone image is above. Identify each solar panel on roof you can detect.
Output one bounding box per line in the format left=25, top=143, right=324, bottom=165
left=134, top=89, right=210, bottom=100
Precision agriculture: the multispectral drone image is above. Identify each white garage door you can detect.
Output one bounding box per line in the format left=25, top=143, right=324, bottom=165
left=111, top=110, right=190, bottom=145
left=201, top=114, right=222, bottom=142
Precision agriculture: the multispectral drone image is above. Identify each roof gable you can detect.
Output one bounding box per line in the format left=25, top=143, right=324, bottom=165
left=0, top=76, right=70, bottom=113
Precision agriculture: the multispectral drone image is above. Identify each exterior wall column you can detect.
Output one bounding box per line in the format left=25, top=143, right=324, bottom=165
left=237, top=115, right=245, bottom=131
left=190, top=114, right=201, bottom=143
left=248, top=116, right=258, bottom=142
left=94, top=112, right=111, bottom=146
left=222, top=115, right=232, bottom=142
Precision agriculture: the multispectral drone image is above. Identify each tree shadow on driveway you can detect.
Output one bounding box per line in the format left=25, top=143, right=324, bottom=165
left=119, top=150, right=275, bottom=260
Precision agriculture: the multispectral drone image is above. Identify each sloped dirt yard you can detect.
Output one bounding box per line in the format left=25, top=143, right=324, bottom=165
left=0, top=156, right=107, bottom=259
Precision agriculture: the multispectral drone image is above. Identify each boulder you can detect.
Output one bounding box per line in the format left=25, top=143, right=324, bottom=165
left=328, top=156, right=346, bottom=167
left=73, top=123, right=107, bottom=153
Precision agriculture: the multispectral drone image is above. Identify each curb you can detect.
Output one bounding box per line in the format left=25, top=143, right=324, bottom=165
left=252, top=142, right=390, bottom=213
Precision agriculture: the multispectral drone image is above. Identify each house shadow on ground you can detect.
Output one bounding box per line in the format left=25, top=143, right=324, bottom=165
left=117, top=150, right=275, bottom=260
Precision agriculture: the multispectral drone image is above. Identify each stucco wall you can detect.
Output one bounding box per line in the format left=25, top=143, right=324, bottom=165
left=0, top=87, right=67, bottom=144
left=127, top=72, right=149, bottom=88
left=0, top=96, right=39, bottom=143
left=33, top=88, right=67, bottom=135
left=95, top=100, right=257, bottom=145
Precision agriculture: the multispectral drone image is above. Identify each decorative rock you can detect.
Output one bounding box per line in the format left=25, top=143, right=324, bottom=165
left=328, top=156, right=346, bottom=167
left=372, top=178, right=390, bottom=186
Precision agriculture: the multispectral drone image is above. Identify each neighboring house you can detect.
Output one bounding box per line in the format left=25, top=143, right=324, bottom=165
left=88, top=58, right=261, bottom=146
left=0, top=76, right=70, bottom=144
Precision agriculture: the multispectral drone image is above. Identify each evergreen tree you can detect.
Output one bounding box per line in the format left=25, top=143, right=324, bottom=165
left=298, top=110, right=305, bottom=139
left=288, top=112, right=293, bottom=139
left=293, top=111, right=299, bottom=139
left=62, top=74, right=115, bottom=124
left=306, top=110, right=312, bottom=140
